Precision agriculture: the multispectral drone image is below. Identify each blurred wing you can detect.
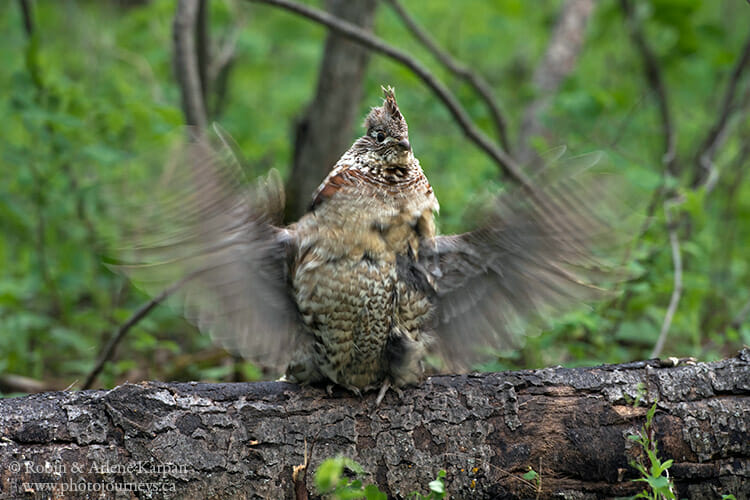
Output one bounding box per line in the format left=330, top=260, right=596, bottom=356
left=111, top=128, right=300, bottom=370
left=423, top=152, right=625, bottom=369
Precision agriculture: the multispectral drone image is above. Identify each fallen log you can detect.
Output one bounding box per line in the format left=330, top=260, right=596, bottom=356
left=0, top=350, right=748, bottom=499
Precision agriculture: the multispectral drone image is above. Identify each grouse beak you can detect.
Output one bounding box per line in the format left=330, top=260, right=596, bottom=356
left=397, top=138, right=411, bottom=152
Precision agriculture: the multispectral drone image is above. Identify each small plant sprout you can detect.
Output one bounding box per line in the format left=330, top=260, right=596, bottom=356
left=522, top=464, right=542, bottom=500
left=315, top=457, right=447, bottom=500
left=627, top=401, right=676, bottom=500
left=411, top=469, right=447, bottom=500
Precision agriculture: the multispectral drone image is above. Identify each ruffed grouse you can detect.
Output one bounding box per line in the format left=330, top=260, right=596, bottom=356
left=119, top=87, right=612, bottom=403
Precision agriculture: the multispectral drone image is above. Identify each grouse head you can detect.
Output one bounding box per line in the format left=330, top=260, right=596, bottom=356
left=360, top=86, right=412, bottom=166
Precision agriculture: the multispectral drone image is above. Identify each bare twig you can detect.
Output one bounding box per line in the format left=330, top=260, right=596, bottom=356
left=174, top=0, right=209, bottom=129
left=651, top=200, right=683, bottom=359
left=208, top=28, right=240, bottom=117
left=693, top=32, right=750, bottom=189
left=518, top=0, right=596, bottom=165
left=17, top=0, right=34, bottom=36
left=82, top=277, right=189, bottom=390
left=196, top=0, right=209, bottom=102
left=620, top=0, right=677, bottom=175
left=606, top=0, right=681, bottom=332
left=609, top=93, right=646, bottom=149
left=385, top=0, right=512, bottom=153
left=245, top=0, right=535, bottom=192
left=531, top=0, right=596, bottom=93
left=285, top=0, right=378, bottom=220
left=713, top=136, right=750, bottom=284
left=292, top=436, right=317, bottom=500
left=208, top=29, right=240, bottom=86
left=706, top=86, right=750, bottom=195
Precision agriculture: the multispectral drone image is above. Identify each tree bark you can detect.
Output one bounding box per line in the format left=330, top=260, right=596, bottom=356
left=284, top=0, right=378, bottom=221
left=1, top=351, right=748, bottom=499
left=173, top=0, right=209, bottom=130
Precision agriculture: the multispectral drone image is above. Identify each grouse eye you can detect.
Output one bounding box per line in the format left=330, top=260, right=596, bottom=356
left=376, top=132, right=386, bottom=143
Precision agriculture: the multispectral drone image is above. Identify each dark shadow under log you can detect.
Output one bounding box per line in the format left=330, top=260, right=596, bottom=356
left=1, top=351, right=748, bottom=499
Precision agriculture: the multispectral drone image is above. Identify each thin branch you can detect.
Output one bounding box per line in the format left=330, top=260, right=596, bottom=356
left=620, top=0, right=677, bottom=175
left=608, top=93, right=646, bottom=149
left=385, top=0, right=512, bottom=153
left=82, top=277, right=188, bottom=390
left=285, top=0, right=378, bottom=220
left=208, top=29, right=240, bottom=85
left=292, top=436, right=317, bottom=500
left=174, top=0, right=209, bottom=129
left=208, top=28, right=240, bottom=117
left=518, top=0, right=596, bottom=165
left=245, top=0, right=535, bottom=193
left=531, top=0, right=596, bottom=92
left=651, top=200, right=683, bottom=359
left=196, top=0, right=209, bottom=103
left=693, top=31, right=750, bottom=189
left=714, top=135, right=750, bottom=280
left=17, top=0, right=34, bottom=37
left=606, top=0, right=681, bottom=335
left=18, top=0, right=42, bottom=87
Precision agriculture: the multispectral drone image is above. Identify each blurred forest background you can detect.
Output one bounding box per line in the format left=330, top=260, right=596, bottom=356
left=1, top=0, right=749, bottom=395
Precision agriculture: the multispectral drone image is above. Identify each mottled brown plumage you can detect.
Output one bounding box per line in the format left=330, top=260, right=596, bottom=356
left=116, top=87, right=615, bottom=402
left=287, top=87, right=438, bottom=395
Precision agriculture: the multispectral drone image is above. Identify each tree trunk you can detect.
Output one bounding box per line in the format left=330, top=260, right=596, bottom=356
left=173, top=0, right=209, bottom=130
left=517, top=0, right=596, bottom=167
left=1, top=351, right=748, bottom=499
left=284, top=0, right=378, bottom=221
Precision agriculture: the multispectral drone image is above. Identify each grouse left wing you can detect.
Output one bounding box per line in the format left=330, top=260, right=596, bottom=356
left=111, top=128, right=301, bottom=370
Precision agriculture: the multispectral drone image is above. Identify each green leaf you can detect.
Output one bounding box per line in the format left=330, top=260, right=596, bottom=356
left=522, top=469, right=539, bottom=481
left=428, top=478, right=445, bottom=494
left=335, top=486, right=366, bottom=500
left=645, top=475, right=674, bottom=497
left=342, top=457, right=365, bottom=476
left=658, top=459, right=674, bottom=475
left=646, top=402, right=658, bottom=424
left=315, top=458, right=343, bottom=493
left=315, top=457, right=367, bottom=496
left=427, top=470, right=447, bottom=498
left=363, top=484, right=387, bottom=500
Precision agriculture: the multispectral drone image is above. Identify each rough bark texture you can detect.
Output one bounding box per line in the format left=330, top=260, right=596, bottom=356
left=0, top=351, right=748, bottom=499
left=285, top=0, right=378, bottom=221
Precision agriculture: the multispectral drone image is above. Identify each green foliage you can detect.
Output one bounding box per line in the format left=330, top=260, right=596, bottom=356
left=0, top=1, right=245, bottom=390
left=411, top=469, right=446, bottom=500
left=314, top=457, right=445, bottom=500
left=628, top=402, right=676, bottom=500
left=522, top=467, right=541, bottom=495
left=313, top=457, right=385, bottom=500
left=0, top=0, right=748, bottom=392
